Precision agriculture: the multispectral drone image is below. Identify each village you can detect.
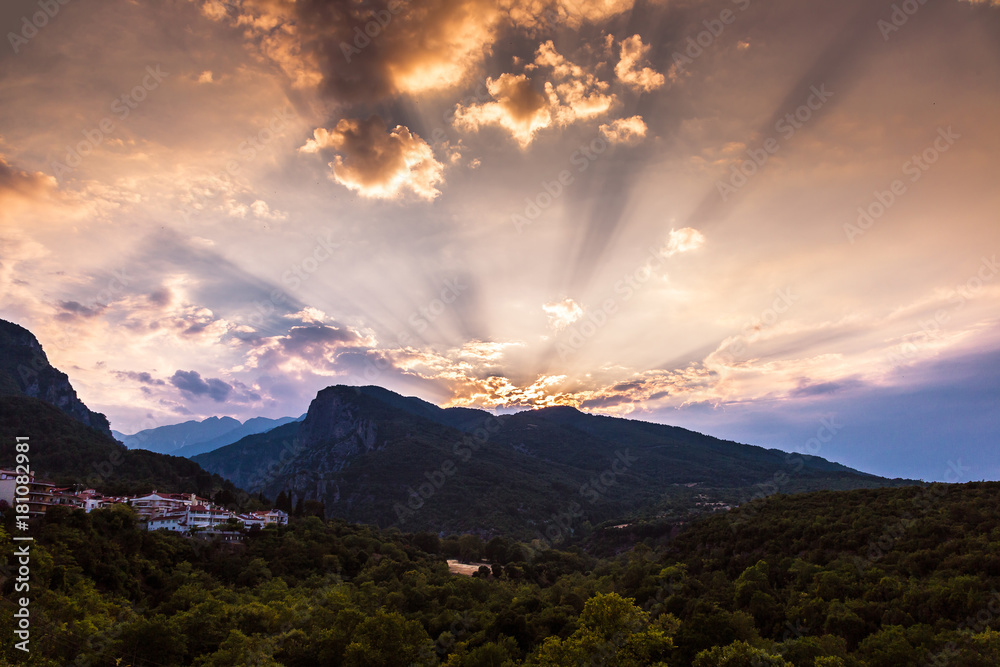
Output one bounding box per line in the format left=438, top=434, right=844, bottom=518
left=0, top=468, right=287, bottom=540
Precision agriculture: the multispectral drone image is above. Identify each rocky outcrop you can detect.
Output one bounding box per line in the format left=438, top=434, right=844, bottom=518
left=0, top=319, right=113, bottom=437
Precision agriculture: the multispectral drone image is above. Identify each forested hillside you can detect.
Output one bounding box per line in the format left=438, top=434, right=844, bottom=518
left=194, top=385, right=917, bottom=537
left=2, top=481, right=998, bottom=666
left=0, top=396, right=246, bottom=499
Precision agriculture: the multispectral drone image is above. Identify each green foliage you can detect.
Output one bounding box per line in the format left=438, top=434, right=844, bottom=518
left=528, top=593, right=673, bottom=666
left=693, top=640, right=791, bottom=666
left=2, top=479, right=1000, bottom=666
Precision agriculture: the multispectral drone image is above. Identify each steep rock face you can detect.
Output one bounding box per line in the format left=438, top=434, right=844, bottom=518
left=0, top=319, right=112, bottom=437
left=299, top=386, right=379, bottom=450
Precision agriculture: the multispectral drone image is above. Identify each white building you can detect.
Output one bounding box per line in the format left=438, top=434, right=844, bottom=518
left=147, top=513, right=188, bottom=532
left=129, top=492, right=206, bottom=519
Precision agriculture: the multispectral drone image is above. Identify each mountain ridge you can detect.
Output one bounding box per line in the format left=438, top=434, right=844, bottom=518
left=115, top=413, right=305, bottom=457
left=194, top=384, right=917, bottom=537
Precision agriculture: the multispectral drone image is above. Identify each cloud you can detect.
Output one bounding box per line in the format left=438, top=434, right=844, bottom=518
left=113, top=370, right=167, bottom=386
left=453, top=73, right=552, bottom=148
left=454, top=42, right=615, bottom=147
left=170, top=369, right=233, bottom=402
left=198, top=0, right=641, bottom=104
left=535, top=41, right=616, bottom=125
left=55, top=300, right=106, bottom=321
left=201, top=0, right=500, bottom=101
left=0, top=156, right=56, bottom=200
left=242, top=323, right=372, bottom=375
left=662, top=227, right=706, bottom=256
left=615, top=35, right=665, bottom=92
left=543, top=298, right=584, bottom=330
left=504, top=0, right=637, bottom=30
left=789, top=380, right=861, bottom=398
left=599, top=116, right=648, bottom=145
left=446, top=374, right=574, bottom=409
left=457, top=340, right=524, bottom=362
left=301, top=116, right=445, bottom=200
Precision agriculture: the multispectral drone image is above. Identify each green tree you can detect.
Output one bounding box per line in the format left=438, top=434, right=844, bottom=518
left=342, top=609, right=434, bottom=667
left=857, top=626, right=919, bottom=667
left=530, top=593, right=673, bottom=666
left=692, top=640, right=792, bottom=666
left=192, top=629, right=281, bottom=667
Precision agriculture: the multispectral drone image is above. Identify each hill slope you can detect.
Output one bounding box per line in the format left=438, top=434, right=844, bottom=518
left=194, top=385, right=917, bottom=537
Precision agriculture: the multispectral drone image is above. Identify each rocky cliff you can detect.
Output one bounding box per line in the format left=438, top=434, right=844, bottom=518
left=0, top=318, right=113, bottom=437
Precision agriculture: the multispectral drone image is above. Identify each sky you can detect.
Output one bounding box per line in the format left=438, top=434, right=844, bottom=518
left=1, top=0, right=998, bottom=483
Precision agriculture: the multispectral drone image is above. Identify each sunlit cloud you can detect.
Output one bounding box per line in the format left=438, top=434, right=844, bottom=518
left=661, top=228, right=706, bottom=257
left=599, top=116, right=648, bottom=145
left=543, top=298, right=585, bottom=330
left=453, top=73, right=553, bottom=148
left=454, top=41, right=617, bottom=147
left=615, top=35, right=665, bottom=92
left=300, top=117, right=445, bottom=200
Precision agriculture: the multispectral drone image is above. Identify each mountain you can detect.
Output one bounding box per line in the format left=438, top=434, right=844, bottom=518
left=115, top=414, right=304, bottom=456
left=194, top=384, right=917, bottom=537
left=170, top=415, right=305, bottom=458
left=0, top=318, right=112, bottom=437
left=115, top=415, right=240, bottom=452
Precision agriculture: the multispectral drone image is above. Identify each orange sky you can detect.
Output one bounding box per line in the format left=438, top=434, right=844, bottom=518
left=1, top=0, right=999, bottom=480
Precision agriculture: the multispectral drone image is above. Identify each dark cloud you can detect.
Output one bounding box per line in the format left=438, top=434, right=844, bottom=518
left=170, top=370, right=233, bottom=402
left=280, top=324, right=362, bottom=354
left=790, top=380, right=857, bottom=398
left=246, top=324, right=368, bottom=374
left=114, top=370, right=167, bottom=386
left=55, top=300, right=105, bottom=321
left=296, top=0, right=499, bottom=103
left=147, top=288, right=172, bottom=306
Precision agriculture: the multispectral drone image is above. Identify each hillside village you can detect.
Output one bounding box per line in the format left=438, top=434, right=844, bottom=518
left=0, top=468, right=287, bottom=539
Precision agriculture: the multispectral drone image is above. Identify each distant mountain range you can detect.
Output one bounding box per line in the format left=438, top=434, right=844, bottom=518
left=114, top=414, right=305, bottom=457
left=0, top=318, right=242, bottom=498
left=193, top=385, right=919, bottom=537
